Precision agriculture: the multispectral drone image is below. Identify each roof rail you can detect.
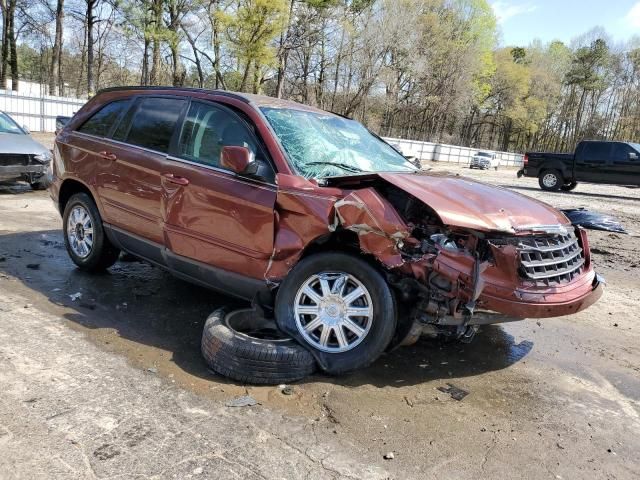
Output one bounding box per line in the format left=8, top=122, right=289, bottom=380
left=94, top=85, right=251, bottom=104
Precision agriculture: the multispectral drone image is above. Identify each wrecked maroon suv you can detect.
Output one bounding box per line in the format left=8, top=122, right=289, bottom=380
left=50, top=87, right=603, bottom=374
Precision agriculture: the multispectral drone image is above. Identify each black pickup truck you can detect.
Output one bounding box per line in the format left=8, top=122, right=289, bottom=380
left=518, top=140, right=640, bottom=191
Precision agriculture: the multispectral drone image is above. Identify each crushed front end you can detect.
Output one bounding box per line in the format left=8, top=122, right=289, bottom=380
left=328, top=174, right=604, bottom=345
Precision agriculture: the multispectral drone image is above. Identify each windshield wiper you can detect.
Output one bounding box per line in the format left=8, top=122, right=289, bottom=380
left=304, top=161, right=363, bottom=174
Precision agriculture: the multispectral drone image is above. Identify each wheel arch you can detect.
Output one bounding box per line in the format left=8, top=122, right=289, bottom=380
left=58, top=178, right=99, bottom=216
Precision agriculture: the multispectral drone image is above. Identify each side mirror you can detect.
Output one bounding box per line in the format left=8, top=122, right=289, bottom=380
left=22, top=125, right=30, bottom=134
left=221, top=145, right=253, bottom=173
left=629, top=152, right=638, bottom=160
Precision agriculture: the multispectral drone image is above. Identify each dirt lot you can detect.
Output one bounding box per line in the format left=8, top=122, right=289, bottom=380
left=0, top=140, right=639, bottom=479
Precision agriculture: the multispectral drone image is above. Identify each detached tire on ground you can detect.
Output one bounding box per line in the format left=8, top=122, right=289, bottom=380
left=201, top=307, right=316, bottom=385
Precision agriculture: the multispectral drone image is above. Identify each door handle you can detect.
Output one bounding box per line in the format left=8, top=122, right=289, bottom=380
left=162, top=173, right=190, bottom=186
left=98, top=151, right=117, bottom=161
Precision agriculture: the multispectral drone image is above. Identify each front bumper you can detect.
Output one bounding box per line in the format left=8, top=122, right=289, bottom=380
left=0, top=164, right=47, bottom=181
left=478, top=272, right=604, bottom=319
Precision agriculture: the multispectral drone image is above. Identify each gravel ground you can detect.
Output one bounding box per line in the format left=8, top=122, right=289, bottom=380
left=0, top=139, right=638, bottom=479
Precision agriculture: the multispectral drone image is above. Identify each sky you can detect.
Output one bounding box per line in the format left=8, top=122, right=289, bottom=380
left=490, top=0, right=640, bottom=46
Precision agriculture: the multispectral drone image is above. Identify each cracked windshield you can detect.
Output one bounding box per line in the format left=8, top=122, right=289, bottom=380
left=261, top=107, right=416, bottom=178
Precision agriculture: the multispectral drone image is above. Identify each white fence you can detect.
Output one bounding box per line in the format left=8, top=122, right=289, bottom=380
left=0, top=87, right=86, bottom=133
left=384, top=136, right=524, bottom=168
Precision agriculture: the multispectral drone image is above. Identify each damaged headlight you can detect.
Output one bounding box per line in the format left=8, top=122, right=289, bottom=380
left=34, top=151, right=52, bottom=163
left=430, top=233, right=460, bottom=251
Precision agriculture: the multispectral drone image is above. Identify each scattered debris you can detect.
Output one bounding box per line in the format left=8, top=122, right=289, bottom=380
left=561, top=208, right=627, bottom=234
left=146, top=367, right=158, bottom=374
left=68, top=292, right=82, bottom=302
left=437, top=383, right=469, bottom=401
left=281, top=386, right=294, bottom=395
left=225, top=396, right=259, bottom=408
left=26, top=263, right=40, bottom=270
left=193, top=467, right=204, bottom=475
left=383, top=452, right=395, bottom=460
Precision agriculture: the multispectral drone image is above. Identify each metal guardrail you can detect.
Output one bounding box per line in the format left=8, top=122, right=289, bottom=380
left=384, top=136, right=524, bottom=168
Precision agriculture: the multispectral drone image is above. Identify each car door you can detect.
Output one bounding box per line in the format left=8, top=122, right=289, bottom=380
left=609, top=143, right=640, bottom=185
left=161, top=100, right=277, bottom=287
left=96, top=96, right=188, bottom=251
left=574, top=141, right=614, bottom=183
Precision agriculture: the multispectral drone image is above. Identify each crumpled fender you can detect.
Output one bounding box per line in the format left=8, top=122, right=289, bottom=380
left=331, top=188, right=412, bottom=268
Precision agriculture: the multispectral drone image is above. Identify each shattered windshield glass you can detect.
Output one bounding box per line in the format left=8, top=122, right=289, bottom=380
left=260, top=107, right=416, bottom=179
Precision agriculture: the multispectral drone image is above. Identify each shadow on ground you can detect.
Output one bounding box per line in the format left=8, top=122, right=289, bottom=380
left=0, top=228, right=533, bottom=388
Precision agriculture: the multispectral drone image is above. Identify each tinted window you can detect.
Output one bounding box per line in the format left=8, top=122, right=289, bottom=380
left=581, top=142, right=611, bottom=163
left=126, top=97, right=186, bottom=153
left=612, top=143, right=638, bottom=162
left=177, top=102, right=257, bottom=168
left=78, top=99, right=130, bottom=137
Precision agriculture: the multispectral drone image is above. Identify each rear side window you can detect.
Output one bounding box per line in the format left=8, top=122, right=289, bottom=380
left=78, top=99, right=130, bottom=137
left=125, top=97, right=186, bottom=153
left=581, top=142, right=611, bottom=163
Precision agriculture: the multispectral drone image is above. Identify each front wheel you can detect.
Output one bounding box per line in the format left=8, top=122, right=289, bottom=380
left=539, top=170, right=563, bottom=191
left=275, top=252, right=397, bottom=375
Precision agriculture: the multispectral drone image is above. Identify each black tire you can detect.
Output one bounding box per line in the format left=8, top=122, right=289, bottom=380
left=62, top=193, right=120, bottom=271
left=538, top=169, right=563, bottom=191
left=561, top=181, right=578, bottom=191
left=201, top=307, right=316, bottom=384
left=275, top=252, right=397, bottom=375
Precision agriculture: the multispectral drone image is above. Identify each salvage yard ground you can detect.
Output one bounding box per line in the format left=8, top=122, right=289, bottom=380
left=0, top=136, right=639, bottom=479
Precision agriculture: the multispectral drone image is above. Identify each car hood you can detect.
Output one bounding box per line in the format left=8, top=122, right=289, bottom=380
left=0, top=133, right=49, bottom=155
left=378, top=172, right=569, bottom=233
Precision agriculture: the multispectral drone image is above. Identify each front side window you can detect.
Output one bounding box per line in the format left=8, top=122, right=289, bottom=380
left=177, top=102, right=257, bottom=168
left=78, top=99, right=130, bottom=137
left=612, top=143, right=638, bottom=162
left=126, top=97, right=186, bottom=153
left=0, top=112, right=25, bottom=134
left=260, top=107, right=416, bottom=179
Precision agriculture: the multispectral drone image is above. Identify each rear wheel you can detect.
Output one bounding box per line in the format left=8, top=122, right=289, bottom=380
left=539, top=170, right=562, bottom=191
left=63, top=193, right=120, bottom=271
left=275, top=252, right=397, bottom=375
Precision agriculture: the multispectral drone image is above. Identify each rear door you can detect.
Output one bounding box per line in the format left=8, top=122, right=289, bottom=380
left=98, top=96, right=187, bottom=249
left=609, top=143, right=640, bottom=185
left=574, top=142, right=614, bottom=183
left=161, top=100, right=277, bottom=286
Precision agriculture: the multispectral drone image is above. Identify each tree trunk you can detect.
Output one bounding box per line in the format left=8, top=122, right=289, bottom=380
left=86, top=0, right=97, bottom=95
left=0, top=0, right=8, bottom=89
left=149, top=0, right=163, bottom=85
left=275, top=0, right=295, bottom=99
left=8, top=0, right=17, bottom=91
left=49, top=0, right=65, bottom=96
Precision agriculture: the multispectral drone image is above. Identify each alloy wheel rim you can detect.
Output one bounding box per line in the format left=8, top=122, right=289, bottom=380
left=67, top=205, right=94, bottom=258
left=543, top=173, right=557, bottom=188
left=293, top=272, right=373, bottom=353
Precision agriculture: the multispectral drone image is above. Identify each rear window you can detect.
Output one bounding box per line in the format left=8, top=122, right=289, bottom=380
left=78, top=99, right=130, bottom=137
left=581, top=142, right=611, bottom=163
left=125, top=97, right=186, bottom=153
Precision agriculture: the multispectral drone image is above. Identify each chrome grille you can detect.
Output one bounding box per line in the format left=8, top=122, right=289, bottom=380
left=517, top=232, right=584, bottom=286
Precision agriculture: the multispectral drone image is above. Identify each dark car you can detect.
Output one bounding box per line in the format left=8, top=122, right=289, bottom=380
left=50, top=87, right=603, bottom=375
left=0, top=111, right=52, bottom=190
left=518, top=140, right=640, bottom=191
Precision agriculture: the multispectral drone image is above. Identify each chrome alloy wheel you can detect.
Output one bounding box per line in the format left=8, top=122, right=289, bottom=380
left=293, top=272, right=373, bottom=353
left=67, top=205, right=94, bottom=258
left=543, top=173, right=558, bottom=188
